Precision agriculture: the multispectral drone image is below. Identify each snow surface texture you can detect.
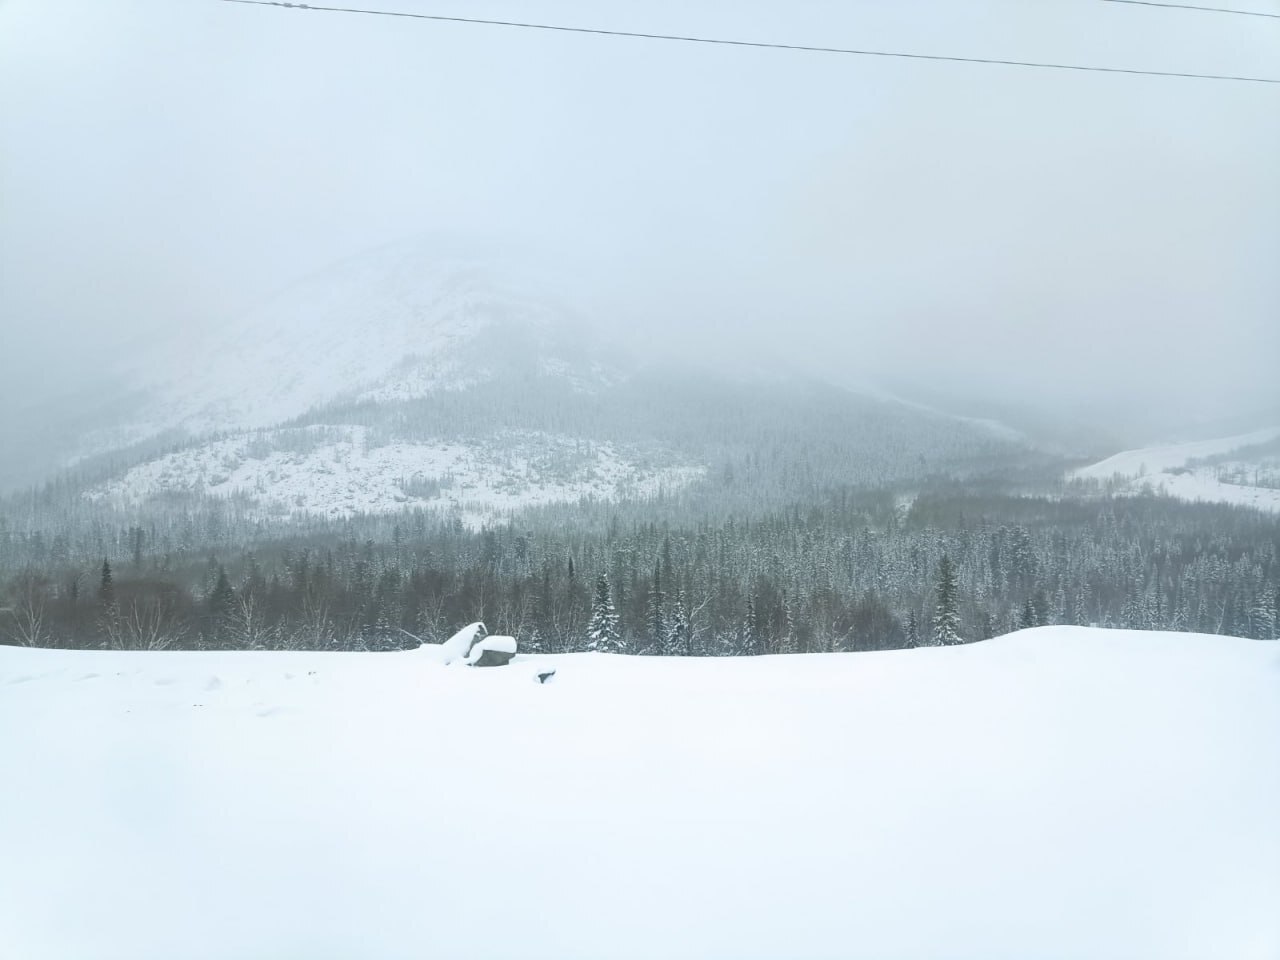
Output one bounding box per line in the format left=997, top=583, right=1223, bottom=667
left=2, top=627, right=1277, bottom=960
left=86, top=427, right=703, bottom=526
left=1072, top=427, right=1280, bottom=512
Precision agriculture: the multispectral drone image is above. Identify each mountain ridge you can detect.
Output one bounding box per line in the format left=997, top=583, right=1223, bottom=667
left=5, top=241, right=1044, bottom=522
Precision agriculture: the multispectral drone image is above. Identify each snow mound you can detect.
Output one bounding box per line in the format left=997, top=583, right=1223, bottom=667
left=440, top=621, right=487, bottom=663
left=466, top=635, right=517, bottom=667
left=469, top=635, right=516, bottom=655
left=1, top=626, right=1276, bottom=959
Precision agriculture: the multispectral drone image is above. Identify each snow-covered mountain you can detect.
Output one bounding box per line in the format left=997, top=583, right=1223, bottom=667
left=57, top=242, right=699, bottom=523
left=90, top=241, right=626, bottom=449
left=9, top=240, right=1038, bottom=523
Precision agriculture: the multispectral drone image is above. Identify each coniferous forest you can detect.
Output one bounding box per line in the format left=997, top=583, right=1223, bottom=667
left=3, top=485, right=1276, bottom=652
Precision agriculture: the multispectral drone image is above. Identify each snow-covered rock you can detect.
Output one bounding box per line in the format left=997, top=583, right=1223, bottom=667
left=466, top=635, right=517, bottom=667
left=438, top=621, right=486, bottom=664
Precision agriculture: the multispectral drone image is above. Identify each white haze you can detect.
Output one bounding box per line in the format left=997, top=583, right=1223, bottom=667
left=1, top=0, right=1277, bottom=432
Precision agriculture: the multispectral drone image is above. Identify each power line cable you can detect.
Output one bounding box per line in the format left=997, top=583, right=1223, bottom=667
left=217, top=0, right=1280, bottom=85
left=1099, top=0, right=1280, bottom=20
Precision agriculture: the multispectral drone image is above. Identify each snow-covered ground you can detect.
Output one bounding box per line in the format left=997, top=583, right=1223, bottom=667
left=86, top=427, right=704, bottom=525
left=1071, top=427, right=1280, bottom=512
left=2, top=627, right=1276, bottom=959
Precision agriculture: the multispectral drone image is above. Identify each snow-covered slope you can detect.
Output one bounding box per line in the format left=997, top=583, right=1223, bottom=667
left=86, top=426, right=703, bottom=525
left=1072, top=427, right=1280, bottom=512
left=56, top=241, right=694, bottom=519
left=88, top=241, right=624, bottom=450
left=2, top=627, right=1276, bottom=959
left=1074, top=428, right=1280, bottom=480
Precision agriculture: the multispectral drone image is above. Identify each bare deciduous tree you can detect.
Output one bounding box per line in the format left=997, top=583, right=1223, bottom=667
left=105, top=599, right=187, bottom=651
left=227, top=593, right=278, bottom=650
left=2, top=575, right=53, bottom=647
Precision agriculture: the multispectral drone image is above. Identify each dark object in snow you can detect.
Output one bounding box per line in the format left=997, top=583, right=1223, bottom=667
left=466, top=635, right=517, bottom=667
left=470, top=647, right=515, bottom=667
left=534, top=667, right=556, bottom=684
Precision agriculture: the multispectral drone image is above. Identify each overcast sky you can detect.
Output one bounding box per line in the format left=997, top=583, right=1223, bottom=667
left=1, top=0, right=1277, bottom=428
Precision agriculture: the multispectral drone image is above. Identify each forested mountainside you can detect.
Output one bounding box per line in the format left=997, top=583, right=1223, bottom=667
left=31, top=371, right=1047, bottom=524
left=3, top=245, right=1274, bottom=655
left=2, top=242, right=1047, bottom=529
left=4, top=488, right=1276, bottom=652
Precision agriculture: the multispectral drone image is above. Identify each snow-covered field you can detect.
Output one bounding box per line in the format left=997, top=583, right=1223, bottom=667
left=2, top=627, right=1276, bottom=959
left=1072, top=428, right=1280, bottom=512
left=87, top=427, right=703, bottom=524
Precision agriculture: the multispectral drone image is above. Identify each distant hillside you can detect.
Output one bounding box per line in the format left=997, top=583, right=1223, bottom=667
left=6, top=241, right=1048, bottom=526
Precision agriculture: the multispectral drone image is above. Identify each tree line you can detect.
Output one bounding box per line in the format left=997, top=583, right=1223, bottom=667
left=3, top=490, right=1276, bottom=652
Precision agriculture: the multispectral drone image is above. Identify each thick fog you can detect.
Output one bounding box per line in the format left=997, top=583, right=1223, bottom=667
left=2, top=0, right=1277, bottom=431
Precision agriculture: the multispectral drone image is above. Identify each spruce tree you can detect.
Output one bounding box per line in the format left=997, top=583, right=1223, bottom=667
left=97, top=559, right=120, bottom=649
left=977, top=609, right=996, bottom=641
left=1019, top=597, right=1038, bottom=631
left=98, top=559, right=116, bottom=610
left=904, top=608, right=921, bottom=648
left=779, top=593, right=797, bottom=654
left=742, top=595, right=759, bottom=656
left=931, top=554, right=962, bottom=646
left=647, top=563, right=667, bottom=655
left=587, top=572, right=623, bottom=653
left=667, top=589, right=690, bottom=656
left=1251, top=593, right=1277, bottom=640
left=528, top=623, right=546, bottom=654
left=207, top=566, right=236, bottom=646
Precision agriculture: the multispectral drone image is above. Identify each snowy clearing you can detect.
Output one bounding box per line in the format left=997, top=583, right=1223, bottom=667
left=1072, top=427, right=1280, bottom=512
left=2, top=627, right=1277, bottom=959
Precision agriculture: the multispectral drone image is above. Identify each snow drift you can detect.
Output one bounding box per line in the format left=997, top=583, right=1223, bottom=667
left=1, top=627, right=1276, bottom=959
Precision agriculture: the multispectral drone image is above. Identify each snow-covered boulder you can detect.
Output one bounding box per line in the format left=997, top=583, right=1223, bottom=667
left=466, top=635, right=517, bottom=667
left=438, top=621, right=487, bottom=664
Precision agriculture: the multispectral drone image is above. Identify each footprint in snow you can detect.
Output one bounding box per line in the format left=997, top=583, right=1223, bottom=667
left=77, top=673, right=100, bottom=681
left=256, top=706, right=283, bottom=718
left=153, top=677, right=176, bottom=686
left=204, top=677, right=222, bottom=692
